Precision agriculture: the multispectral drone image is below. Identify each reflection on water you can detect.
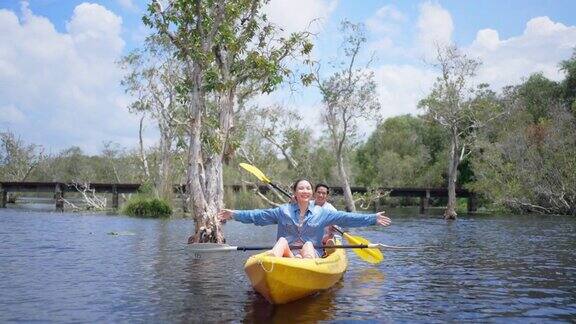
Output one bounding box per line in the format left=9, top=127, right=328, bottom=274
left=1, top=208, right=575, bottom=322
left=245, top=281, right=342, bottom=323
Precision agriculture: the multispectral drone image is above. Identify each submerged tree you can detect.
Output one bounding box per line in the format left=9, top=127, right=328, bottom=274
left=315, top=21, right=381, bottom=212
left=145, top=0, right=312, bottom=243
left=418, top=45, right=500, bottom=219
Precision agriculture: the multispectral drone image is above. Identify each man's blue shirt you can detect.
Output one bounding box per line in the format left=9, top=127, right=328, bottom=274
left=233, top=201, right=377, bottom=255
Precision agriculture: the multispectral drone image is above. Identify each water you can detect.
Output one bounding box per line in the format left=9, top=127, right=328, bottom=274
left=1, top=208, right=575, bottom=322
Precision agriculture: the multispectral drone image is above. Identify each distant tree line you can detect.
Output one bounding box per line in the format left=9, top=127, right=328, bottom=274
left=2, top=47, right=574, bottom=217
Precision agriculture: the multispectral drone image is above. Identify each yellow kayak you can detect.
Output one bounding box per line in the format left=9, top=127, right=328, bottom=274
left=244, top=239, right=348, bottom=304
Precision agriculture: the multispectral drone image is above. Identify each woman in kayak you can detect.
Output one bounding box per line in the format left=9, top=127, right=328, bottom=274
left=218, top=179, right=391, bottom=258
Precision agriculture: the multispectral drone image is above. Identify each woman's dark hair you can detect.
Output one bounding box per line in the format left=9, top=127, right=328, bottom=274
left=292, top=179, right=312, bottom=191
left=314, top=183, right=330, bottom=194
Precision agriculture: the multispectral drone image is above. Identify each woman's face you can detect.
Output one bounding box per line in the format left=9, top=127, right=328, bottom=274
left=293, top=180, right=313, bottom=203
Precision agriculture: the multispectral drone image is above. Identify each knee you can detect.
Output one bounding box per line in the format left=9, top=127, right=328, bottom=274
left=275, top=237, right=289, bottom=248
left=302, top=241, right=317, bottom=258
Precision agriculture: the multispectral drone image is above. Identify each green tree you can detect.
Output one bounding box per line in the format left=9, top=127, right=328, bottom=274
left=355, top=115, right=445, bottom=188
left=559, top=49, right=576, bottom=114
left=471, top=73, right=576, bottom=215
left=145, top=0, right=312, bottom=243
left=516, top=73, right=562, bottom=122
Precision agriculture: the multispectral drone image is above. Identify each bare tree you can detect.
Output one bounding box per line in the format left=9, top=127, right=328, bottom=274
left=246, top=104, right=313, bottom=170
left=0, top=131, right=44, bottom=181
left=315, top=21, right=381, bottom=212
left=120, top=35, right=183, bottom=202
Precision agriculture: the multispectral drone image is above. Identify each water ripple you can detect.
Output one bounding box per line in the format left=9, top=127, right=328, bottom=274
left=1, top=209, right=575, bottom=322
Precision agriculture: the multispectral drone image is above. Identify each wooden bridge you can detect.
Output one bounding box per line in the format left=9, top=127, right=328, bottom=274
left=0, top=181, right=476, bottom=213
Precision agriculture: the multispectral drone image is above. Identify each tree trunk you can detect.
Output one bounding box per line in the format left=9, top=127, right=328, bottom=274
left=139, top=116, right=151, bottom=182
left=337, top=153, right=356, bottom=212
left=445, top=128, right=459, bottom=220
left=187, top=123, right=226, bottom=243
left=186, top=65, right=218, bottom=244
left=187, top=74, right=234, bottom=244
left=158, top=127, right=173, bottom=203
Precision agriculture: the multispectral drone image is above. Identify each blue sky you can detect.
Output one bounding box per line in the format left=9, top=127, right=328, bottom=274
left=1, top=0, right=576, bottom=155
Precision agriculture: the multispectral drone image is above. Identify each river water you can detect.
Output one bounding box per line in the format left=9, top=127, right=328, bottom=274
left=1, top=207, right=575, bottom=322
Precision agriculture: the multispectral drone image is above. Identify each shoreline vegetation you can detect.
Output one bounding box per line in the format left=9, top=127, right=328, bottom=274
left=0, top=187, right=518, bottom=218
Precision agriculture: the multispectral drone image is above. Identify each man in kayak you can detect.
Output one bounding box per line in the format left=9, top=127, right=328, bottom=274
left=313, top=183, right=337, bottom=211
left=218, top=179, right=391, bottom=259
left=312, top=183, right=339, bottom=245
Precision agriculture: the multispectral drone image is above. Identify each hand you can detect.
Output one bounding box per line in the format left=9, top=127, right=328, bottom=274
left=376, top=211, right=391, bottom=227
left=218, top=209, right=234, bottom=222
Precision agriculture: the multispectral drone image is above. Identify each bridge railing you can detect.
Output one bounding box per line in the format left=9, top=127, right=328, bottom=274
left=0, top=181, right=476, bottom=213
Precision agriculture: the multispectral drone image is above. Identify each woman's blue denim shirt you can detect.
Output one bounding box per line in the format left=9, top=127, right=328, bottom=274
left=233, top=202, right=377, bottom=255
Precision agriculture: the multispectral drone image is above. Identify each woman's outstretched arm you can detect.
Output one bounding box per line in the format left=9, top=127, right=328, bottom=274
left=324, top=210, right=391, bottom=228
left=218, top=207, right=281, bottom=226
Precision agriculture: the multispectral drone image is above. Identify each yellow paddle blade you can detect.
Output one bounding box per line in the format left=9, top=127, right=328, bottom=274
left=343, top=233, right=384, bottom=264
left=239, top=163, right=271, bottom=184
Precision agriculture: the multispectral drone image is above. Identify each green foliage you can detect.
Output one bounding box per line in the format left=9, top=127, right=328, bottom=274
left=455, top=197, right=469, bottom=214
left=354, top=115, right=446, bottom=188
left=123, top=195, right=172, bottom=218
left=559, top=49, right=576, bottom=114
left=223, top=187, right=268, bottom=210
left=138, top=181, right=156, bottom=195
left=470, top=80, right=576, bottom=215
left=516, top=73, right=562, bottom=122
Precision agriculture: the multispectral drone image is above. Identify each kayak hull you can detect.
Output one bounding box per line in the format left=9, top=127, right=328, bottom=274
left=244, top=240, right=348, bottom=304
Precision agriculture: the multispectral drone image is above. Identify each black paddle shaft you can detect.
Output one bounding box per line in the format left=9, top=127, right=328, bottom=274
left=234, top=244, right=371, bottom=251
left=269, top=182, right=292, bottom=199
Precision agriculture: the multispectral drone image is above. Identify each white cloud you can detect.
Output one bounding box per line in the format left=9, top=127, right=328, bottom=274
left=117, top=0, right=138, bottom=11
left=263, top=0, right=338, bottom=35
left=66, top=3, right=124, bottom=59
left=373, top=65, right=436, bottom=118
left=416, top=1, right=453, bottom=60
left=0, top=104, right=26, bottom=124
left=365, top=5, right=407, bottom=53
left=471, top=29, right=500, bottom=51
left=366, top=5, right=405, bottom=35
left=0, top=3, right=141, bottom=154
left=469, top=16, right=576, bottom=88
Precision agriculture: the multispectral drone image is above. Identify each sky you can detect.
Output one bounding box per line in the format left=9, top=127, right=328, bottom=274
left=1, top=0, right=576, bottom=155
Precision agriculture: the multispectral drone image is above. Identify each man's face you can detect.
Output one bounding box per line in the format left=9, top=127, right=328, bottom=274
left=314, top=186, right=329, bottom=205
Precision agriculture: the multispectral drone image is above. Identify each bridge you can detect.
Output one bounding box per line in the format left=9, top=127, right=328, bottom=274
left=0, top=181, right=476, bottom=213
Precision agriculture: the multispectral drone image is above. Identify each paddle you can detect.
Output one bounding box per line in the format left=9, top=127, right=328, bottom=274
left=239, top=163, right=292, bottom=198
left=191, top=243, right=381, bottom=252
left=189, top=242, right=421, bottom=260
left=330, top=226, right=383, bottom=264
left=238, top=162, right=385, bottom=264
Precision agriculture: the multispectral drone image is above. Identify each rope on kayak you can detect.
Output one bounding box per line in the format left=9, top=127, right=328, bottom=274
left=258, top=258, right=274, bottom=273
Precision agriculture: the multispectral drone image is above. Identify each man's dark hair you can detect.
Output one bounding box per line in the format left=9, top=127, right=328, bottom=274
left=315, top=183, right=330, bottom=194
